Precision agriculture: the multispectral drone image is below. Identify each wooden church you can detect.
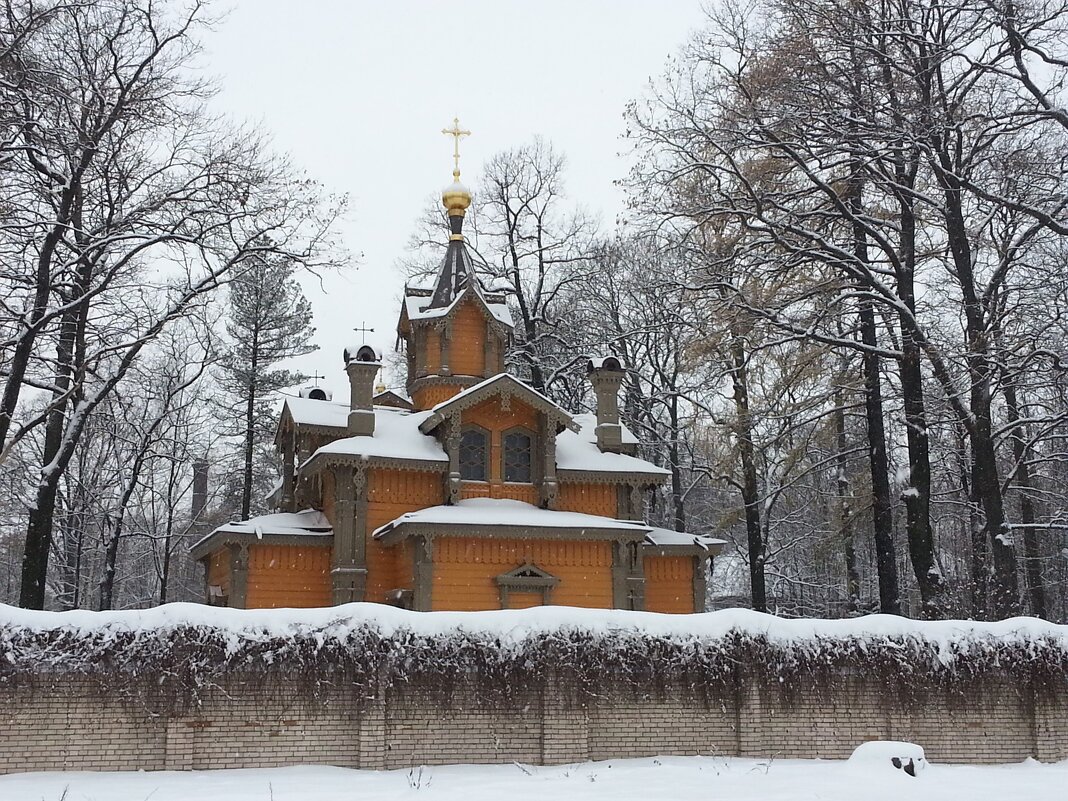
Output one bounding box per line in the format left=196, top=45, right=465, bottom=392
left=191, top=135, right=723, bottom=613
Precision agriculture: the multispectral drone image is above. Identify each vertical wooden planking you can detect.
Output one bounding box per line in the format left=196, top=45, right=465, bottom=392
left=644, top=556, right=695, bottom=613
left=244, top=544, right=332, bottom=608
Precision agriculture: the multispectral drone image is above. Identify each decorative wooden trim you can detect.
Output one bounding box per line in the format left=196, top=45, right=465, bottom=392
left=190, top=531, right=332, bottom=562
left=375, top=521, right=648, bottom=547
left=419, top=375, right=578, bottom=436
left=300, top=451, right=447, bottom=478
left=557, top=469, right=668, bottom=485
left=495, top=562, right=559, bottom=607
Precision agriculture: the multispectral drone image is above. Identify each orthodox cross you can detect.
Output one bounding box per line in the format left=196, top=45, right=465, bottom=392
left=441, top=116, right=471, bottom=177
left=308, top=371, right=325, bottom=387
left=353, top=322, right=374, bottom=345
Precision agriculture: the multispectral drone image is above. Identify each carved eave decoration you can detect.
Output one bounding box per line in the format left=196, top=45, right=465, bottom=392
left=556, top=468, right=670, bottom=486
left=190, top=530, right=332, bottom=562
left=419, top=374, right=579, bottom=436
left=403, top=284, right=512, bottom=338
left=374, top=520, right=648, bottom=547
left=299, top=450, right=448, bottom=478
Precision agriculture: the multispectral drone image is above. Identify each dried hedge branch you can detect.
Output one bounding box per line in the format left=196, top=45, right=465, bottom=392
left=2, top=615, right=1066, bottom=714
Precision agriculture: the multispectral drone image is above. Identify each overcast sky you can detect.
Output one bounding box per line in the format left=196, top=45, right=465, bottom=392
left=205, top=1, right=708, bottom=400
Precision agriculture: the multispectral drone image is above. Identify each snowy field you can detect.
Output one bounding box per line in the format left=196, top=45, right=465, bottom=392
left=1, top=756, right=1065, bottom=801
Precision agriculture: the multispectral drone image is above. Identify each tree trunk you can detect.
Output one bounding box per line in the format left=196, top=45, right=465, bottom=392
left=833, top=383, right=860, bottom=614
left=858, top=299, right=900, bottom=614
left=932, top=141, right=1019, bottom=618
left=1003, top=377, right=1045, bottom=618
left=668, top=393, right=686, bottom=532
left=729, top=338, right=766, bottom=612
left=896, top=206, right=944, bottom=617
left=241, top=325, right=260, bottom=520
left=19, top=293, right=81, bottom=608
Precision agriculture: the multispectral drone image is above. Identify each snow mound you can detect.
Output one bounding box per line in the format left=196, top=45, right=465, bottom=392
left=849, top=741, right=927, bottom=775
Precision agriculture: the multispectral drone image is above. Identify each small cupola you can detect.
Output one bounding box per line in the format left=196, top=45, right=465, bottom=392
left=299, top=386, right=333, bottom=401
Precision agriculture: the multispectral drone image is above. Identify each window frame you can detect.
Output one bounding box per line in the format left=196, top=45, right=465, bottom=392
left=458, top=424, right=490, bottom=482
left=501, top=426, right=536, bottom=484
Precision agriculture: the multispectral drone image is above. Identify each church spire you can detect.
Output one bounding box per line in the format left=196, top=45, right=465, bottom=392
left=429, top=117, right=475, bottom=310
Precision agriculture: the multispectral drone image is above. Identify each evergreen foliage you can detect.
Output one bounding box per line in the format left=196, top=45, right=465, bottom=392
left=215, top=253, right=317, bottom=520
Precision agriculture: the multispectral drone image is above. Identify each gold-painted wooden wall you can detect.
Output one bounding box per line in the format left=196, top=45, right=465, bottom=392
left=450, top=300, right=487, bottom=377
left=505, top=591, right=544, bottom=610
left=245, top=544, right=332, bottom=608
left=430, top=537, right=613, bottom=611
left=366, top=468, right=444, bottom=601
left=644, top=555, right=695, bottom=614
left=425, top=327, right=441, bottom=374
left=459, top=482, right=539, bottom=504
left=412, top=383, right=460, bottom=411
left=556, top=483, right=618, bottom=517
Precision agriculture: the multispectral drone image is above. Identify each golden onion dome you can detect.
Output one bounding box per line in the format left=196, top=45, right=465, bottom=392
left=442, top=170, right=472, bottom=216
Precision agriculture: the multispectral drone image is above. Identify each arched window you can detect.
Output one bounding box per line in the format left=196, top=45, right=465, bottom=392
left=459, top=427, right=489, bottom=481
left=503, top=429, right=533, bottom=483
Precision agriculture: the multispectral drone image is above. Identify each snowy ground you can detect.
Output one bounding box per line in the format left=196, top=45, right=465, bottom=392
left=1, top=756, right=1065, bottom=801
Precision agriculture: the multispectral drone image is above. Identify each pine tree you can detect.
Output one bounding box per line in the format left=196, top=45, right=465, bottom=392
left=217, top=254, right=316, bottom=520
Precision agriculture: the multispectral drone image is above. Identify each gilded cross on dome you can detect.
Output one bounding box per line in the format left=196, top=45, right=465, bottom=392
left=441, top=117, right=471, bottom=179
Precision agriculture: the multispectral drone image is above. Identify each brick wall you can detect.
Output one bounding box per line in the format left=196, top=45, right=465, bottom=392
left=1, top=673, right=1065, bottom=773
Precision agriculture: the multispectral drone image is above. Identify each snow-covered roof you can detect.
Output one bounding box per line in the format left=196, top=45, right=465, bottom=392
left=645, top=527, right=727, bottom=553
left=404, top=285, right=512, bottom=327
left=556, top=414, right=669, bottom=478
left=218, top=509, right=331, bottom=535
left=284, top=398, right=418, bottom=431
left=374, top=498, right=651, bottom=541
left=310, top=407, right=448, bottom=465
left=190, top=509, right=332, bottom=557
left=284, top=397, right=349, bottom=428
left=287, top=393, right=667, bottom=479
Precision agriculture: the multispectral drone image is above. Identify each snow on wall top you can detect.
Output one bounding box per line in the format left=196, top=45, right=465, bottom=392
left=1, top=602, right=1065, bottom=658
left=372, top=498, right=651, bottom=538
